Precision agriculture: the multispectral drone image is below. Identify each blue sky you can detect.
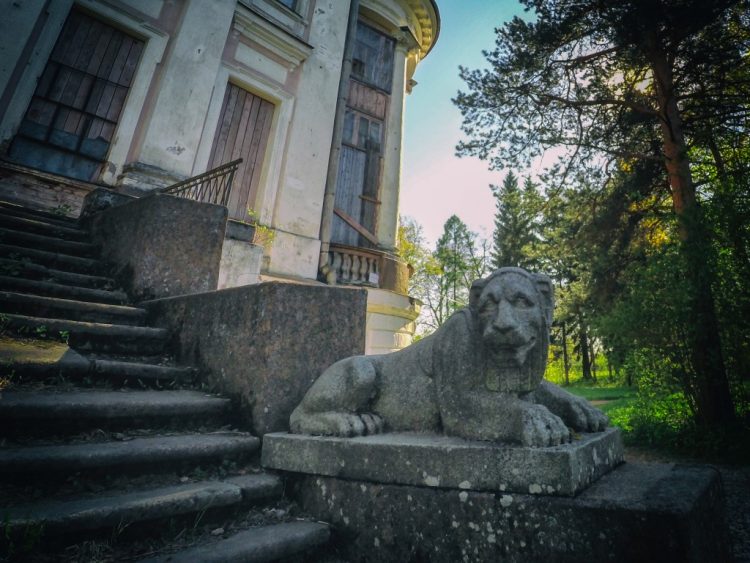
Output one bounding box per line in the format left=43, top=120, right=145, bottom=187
left=401, top=0, right=526, bottom=245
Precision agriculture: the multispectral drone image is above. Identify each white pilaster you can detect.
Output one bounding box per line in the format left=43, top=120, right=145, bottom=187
left=132, top=0, right=236, bottom=178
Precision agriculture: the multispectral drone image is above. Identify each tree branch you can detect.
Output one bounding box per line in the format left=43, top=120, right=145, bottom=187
left=535, top=93, right=660, bottom=116
left=550, top=45, right=621, bottom=66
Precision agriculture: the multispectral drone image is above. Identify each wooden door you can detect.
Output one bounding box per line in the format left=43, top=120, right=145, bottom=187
left=8, top=9, right=143, bottom=182
left=208, top=83, right=274, bottom=221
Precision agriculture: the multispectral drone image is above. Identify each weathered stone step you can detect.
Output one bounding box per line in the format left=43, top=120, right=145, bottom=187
left=8, top=351, right=196, bottom=387
left=91, top=358, right=196, bottom=384
left=2, top=314, right=168, bottom=354
left=0, top=432, right=260, bottom=480
left=0, top=258, right=116, bottom=289
left=0, top=242, right=101, bottom=275
left=0, top=200, right=79, bottom=228
left=0, top=291, right=145, bottom=325
left=0, top=226, right=98, bottom=257
left=141, top=521, right=331, bottom=563
left=0, top=274, right=126, bottom=304
left=4, top=474, right=281, bottom=544
left=0, top=390, right=230, bottom=437
left=0, top=212, right=89, bottom=241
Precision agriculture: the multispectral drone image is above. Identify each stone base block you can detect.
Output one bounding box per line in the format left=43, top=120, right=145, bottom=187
left=262, top=429, right=623, bottom=496
left=287, top=463, right=728, bottom=562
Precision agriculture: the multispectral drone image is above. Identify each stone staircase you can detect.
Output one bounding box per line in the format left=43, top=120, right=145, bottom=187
left=0, top=200, right=330, bottom=561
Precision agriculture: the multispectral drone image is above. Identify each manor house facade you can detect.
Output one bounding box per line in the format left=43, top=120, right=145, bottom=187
left=0, top=0, right=440, bottom=352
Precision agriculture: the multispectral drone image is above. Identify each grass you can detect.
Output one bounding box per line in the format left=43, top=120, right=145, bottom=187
left=563, top=385, right=637, bottom=402
left=547, top=367, right=750, bottom=464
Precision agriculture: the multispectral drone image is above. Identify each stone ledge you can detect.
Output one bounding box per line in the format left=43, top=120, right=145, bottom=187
left=287, top=463, right=728, bottom=562
left=262, top=428, right=623, bottom=496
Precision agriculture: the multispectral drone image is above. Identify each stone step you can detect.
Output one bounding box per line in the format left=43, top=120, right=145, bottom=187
left=0, top=199, right=79, bottom=228
left=0, top=291, right=145, bottom=325
left=0, top=226, right=98, bottom=258
left=0, top=274, right=126, bottom=304
left=141, top=521, right=331, bottom=563
left=0, top=432, right=260, bottom=481
left=0, top=258, right=116, bottom=290
left=0, top=212, right=89, bottom=242
left=0, top=390, right=231, bottom=437
left=4, top=474, right=282, bottom=544
left=92, top=358, right=197, bottom=385
left=8, top=352, right=196, bottom=387
left=0, top=242, right=102, bottom=275
left=2, top=314, right=168, bottom=354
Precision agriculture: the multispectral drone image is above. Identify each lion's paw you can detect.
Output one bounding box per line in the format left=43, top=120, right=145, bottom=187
left=291, top=411, right=384, bottom=437
left=563, top=395, right=609, bottom=432
left=518, top=404, right=571, bottom=447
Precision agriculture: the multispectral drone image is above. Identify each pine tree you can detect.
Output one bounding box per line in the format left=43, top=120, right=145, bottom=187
left=491, top=172, right=541, bottom=270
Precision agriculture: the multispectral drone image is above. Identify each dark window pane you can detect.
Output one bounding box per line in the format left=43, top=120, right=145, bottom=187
left=343, top=110, right=355, bottom=145
left=276, top=0, right=296, bottom=10
left=352, top=22, right=395, bottom=92
left=358, top=117, right=369, bottom=149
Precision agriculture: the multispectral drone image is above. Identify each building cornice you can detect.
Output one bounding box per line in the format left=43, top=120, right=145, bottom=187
left=404, top=0, right=440, bottom=58
left=233, top=8, right=313, bottom=71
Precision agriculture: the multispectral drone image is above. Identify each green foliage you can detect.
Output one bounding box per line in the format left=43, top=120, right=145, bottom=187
left=398, top=215, right=490, bottom=334
left=490, top=172, right=543, bottom=270
left=433, top=215, right=486, bottom=322
left=563, top=385, right=636, bottom=402
left=244, top=207, right=275, bottom=249
left=455, top=0, right=750, bottom=427
left=50, top=203, right=73, bottom=217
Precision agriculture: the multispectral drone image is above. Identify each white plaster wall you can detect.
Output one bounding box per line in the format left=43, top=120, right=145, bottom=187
left=263, top=0, right=351, bottom=278
left=0, top=0, right=72, bottom=143
left=266, top=229, right=321, bottom=280
left=270, top=0, right=350, bottom=239
left=218, top=239, right=264, bottom=289
left=0, top=0, right=47, bottom=104
left=136, top=0, right=236, bottom=176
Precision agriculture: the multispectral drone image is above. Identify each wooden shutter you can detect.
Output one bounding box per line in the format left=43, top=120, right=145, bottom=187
left=332, top=146, right=367, bottom=246
left=9, top=9, right=143, bottom=181
left=208, top=83, right=274, bottom=220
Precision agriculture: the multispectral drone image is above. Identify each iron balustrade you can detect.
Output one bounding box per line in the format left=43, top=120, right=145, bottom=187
left=160, top=158, right=242, bottom=207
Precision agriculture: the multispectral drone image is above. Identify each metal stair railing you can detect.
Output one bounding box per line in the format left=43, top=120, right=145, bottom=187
left=160, top=158, right=242, bottom=207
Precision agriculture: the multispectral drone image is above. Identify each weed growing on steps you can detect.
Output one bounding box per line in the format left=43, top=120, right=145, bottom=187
left=2, top=515, right=45, bottom=560
left=50, top=203, right=73, bottom=217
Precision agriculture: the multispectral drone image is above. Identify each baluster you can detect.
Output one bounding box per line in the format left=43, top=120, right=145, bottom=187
left=359, top=256, right=369, bottom=282
left=330, top=252, right=342, bottom=283
left=351, top=255, right=361, bottom=282
left=368, top=258, right=377, bottom=284
left=342, top=254, right=352, bottom=282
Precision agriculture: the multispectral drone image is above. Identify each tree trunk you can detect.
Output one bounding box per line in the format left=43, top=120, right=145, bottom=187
left=591, top=341, right=598, bottom=383
left=649, top=43, right=735, bottom=425
left=562, top=322, right=570, bottom=386
left=579, top=317, right=592, bottom=381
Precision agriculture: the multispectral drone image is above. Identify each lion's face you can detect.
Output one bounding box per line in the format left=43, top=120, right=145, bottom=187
left=470, top=268, right=554, bottom=393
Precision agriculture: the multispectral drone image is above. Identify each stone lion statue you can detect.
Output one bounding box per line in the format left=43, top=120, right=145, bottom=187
left=290, top=267, right=608, bottom=447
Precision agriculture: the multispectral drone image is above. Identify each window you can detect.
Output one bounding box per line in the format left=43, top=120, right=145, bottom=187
left=9, top=9, right=143, bottom=181
left=275, top=0, right=297, bottom=11
left=343, top=109, right=382, bottom=152
left=351, top=22, right=395, bottom=93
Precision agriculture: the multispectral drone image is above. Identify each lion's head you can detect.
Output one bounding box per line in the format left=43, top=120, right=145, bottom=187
left=469, top=267, right=554, bottom=394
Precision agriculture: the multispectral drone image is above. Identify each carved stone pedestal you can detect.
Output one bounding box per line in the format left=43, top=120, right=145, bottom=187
left=262, top=432, right=728, bottom=562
